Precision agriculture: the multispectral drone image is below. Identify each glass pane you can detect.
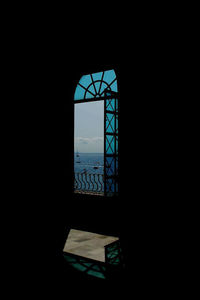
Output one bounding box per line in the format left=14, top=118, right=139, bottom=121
left=116, top=100, right=118, bottom=112
left=110, top=80, right=118, bottom=92
left=116, top=137, right=118, bottom=155
left=95, top=81, right=101, bottom=94
left=91, top=71, right=103, bottom=82
left=106, top=113, right=115, bottom=133
left=106, top=179, right=115, bottom=195
left=106, top=157, right=115, bottom=176
left=103, top=70, right=116, bottom=85
left=106, top=135, right=114, bottom=154
left=85, top=84, right=95, bottom=98
left=116, top=158, right=118, bottom=175
left=79, top=75, right=92, bottom=88
left=106, top=99, right=115, bottom=111
left=74, top=85, right=85, bottom=100
left=116, top=116, right=118, bottom=134
left=100, top=82, right=109, bottom=95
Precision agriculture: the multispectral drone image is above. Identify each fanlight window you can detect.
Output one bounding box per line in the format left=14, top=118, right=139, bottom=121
left=74, top=70, right=118, bottom=100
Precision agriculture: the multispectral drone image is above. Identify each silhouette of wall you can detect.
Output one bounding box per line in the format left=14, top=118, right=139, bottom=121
left=51, top=58, right=178, bottom=288
left=8, top=31, right=183, bottom=296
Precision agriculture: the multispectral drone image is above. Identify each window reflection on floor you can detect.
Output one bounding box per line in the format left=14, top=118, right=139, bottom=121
left=63, top=229, right=123, bottom=280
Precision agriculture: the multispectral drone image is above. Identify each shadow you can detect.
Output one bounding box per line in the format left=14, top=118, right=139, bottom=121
left=33, top=58, right=181, bottom=291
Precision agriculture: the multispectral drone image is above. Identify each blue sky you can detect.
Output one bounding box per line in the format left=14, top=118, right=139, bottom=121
left=74, top=101, right=104, bottom=153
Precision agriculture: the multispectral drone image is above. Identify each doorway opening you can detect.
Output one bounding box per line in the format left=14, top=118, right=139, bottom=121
left=73, top=69, right=119, bottom=197
left=64, top=69, right=123, bottom=280
left=74, top=101, right=104, bottom=195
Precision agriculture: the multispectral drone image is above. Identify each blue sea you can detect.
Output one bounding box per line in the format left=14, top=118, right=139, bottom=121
left=74, top=153, right=104, bottom=175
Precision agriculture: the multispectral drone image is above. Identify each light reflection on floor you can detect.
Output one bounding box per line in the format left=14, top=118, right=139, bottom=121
left=63, top=229, right=119, bottom=262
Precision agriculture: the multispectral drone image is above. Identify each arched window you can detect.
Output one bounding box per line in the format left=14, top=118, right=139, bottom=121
left=74, top=70, right=118, bottom=101
left=74, top=69, right=119, bottom=197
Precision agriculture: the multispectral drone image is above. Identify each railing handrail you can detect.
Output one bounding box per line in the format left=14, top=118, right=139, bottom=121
left=74, top=172, right=104, bottom=194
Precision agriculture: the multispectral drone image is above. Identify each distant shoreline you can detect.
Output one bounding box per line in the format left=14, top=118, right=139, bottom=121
left=74, top=153, right=104, bottom=155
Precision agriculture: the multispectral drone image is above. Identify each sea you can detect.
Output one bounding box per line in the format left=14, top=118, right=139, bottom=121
left=74, top=153, right=104, bottom=175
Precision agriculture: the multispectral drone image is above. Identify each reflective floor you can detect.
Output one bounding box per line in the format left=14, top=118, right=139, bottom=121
left=63, top=229, right=119, bottom=262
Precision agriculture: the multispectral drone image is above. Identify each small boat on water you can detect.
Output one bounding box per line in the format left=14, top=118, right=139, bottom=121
left=76, top=150, right=80, bottom=158
left=93, top=161, right=100, bottom=170
left=76, top=149, right=81, bottom=163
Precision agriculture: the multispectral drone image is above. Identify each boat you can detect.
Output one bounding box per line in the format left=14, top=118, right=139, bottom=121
left=76, top=149, right=81, bottom=163
left=93, top=161, right=99, bottom=170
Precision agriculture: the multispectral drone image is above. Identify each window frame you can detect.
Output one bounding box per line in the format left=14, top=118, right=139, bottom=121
left=73, top=69, right=119, bottom=198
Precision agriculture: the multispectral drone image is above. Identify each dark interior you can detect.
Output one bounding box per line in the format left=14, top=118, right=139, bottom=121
left=9, top=53, right=180, bottom=295
left=6, top=22, right=185, bottom=296
left=50, top=59, right=176, bottom=290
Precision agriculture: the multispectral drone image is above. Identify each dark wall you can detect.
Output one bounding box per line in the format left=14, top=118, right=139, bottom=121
left=39, top=55, right=178, bottom=288
left=9, top=49, right=180, bottom=294
left=8, top=23, right=184, bottom=295
left=66, top=59, right=175, bottom=284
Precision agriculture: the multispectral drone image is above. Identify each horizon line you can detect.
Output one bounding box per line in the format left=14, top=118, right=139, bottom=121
left=74, top=152, right=104, bottom=154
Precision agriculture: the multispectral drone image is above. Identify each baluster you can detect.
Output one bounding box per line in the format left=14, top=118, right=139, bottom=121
left=85, top=173, right=90, bottom=191
left=89, top=174, right=94, bottom=191
left=74, top=174, right=78, bottom=190
left=78, top=173, right=82, bottom=190
left=74, top=172, right=104, bottom=194
left=82, top=173, right=86, bottom=191
left=98, top=174, right=103, bottom=192
left=93, top=174, right=98, bottom=192
left=96, top=174, right=100, bottom=192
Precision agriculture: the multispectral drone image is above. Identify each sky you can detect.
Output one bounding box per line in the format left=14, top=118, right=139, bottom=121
left=74, top=101, right=104, bottom=153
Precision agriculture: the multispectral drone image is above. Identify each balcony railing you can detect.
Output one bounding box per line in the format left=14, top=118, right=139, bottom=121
left=74, top=172, right=104, bottom=195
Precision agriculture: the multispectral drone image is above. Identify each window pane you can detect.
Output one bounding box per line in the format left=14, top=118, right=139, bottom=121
left=74, top=85, right=85, bottom=100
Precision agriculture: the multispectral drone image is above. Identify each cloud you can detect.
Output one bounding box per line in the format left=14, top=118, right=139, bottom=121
left=75, top=137, right=104, bottom=153
left=75, top=137, right=103, bottom=144
left=82, top=140, right=88, bottom=144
